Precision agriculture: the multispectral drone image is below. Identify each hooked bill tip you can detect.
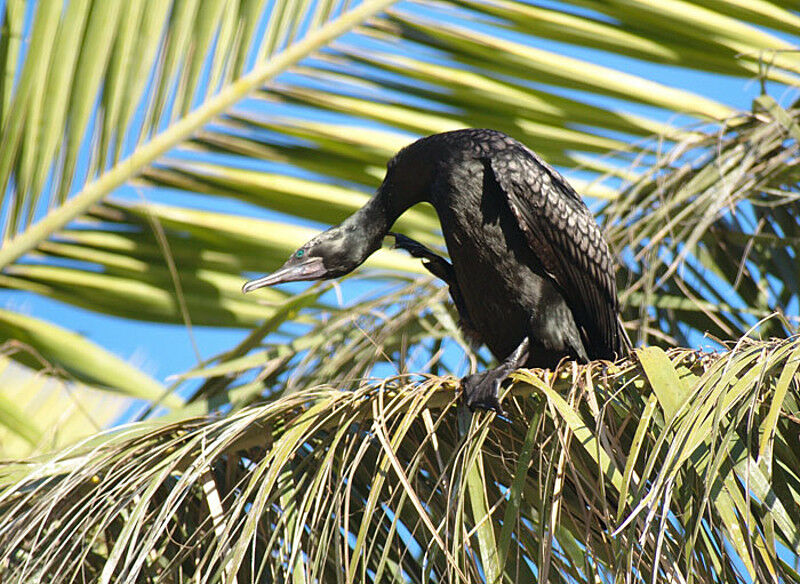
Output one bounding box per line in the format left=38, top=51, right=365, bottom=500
left=242, top=257, right=327, bottom=293
left=242, top=274, right=275, bottom=294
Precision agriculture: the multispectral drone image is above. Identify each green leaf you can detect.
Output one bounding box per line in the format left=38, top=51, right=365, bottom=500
left=0, top=308, right=179, bottom=406
left=636, top=346, right=691, bottom=422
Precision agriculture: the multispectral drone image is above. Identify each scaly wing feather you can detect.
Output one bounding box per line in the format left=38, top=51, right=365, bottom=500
left=484, top=135, right=627, bottom=358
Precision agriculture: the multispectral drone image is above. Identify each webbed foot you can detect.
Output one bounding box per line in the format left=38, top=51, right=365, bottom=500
left=462, top=337, right=531, bottom=415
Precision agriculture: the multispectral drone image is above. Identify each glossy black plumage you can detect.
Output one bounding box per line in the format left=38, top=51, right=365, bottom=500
left=244, top=129, right=630, bottom=411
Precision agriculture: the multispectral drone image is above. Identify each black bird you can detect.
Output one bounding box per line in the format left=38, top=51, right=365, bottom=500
left=244, top=129, right=630, bottom=411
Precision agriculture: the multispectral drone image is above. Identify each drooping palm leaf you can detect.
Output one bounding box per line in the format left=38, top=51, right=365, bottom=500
left=0, top=3, right=798, bottom=579
left=607, top=97, right=800, bottom=346
left=0, top=354, right=129, bottom=458
left=2, top=0, right=792, bottom=332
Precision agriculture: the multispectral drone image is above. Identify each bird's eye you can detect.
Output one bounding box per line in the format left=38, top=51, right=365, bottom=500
left=295, top=249, right=305, bottom=258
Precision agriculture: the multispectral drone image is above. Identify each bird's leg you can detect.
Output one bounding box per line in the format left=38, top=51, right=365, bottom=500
left=392, top=231, right=530, bottom=412
left=462, top=337, right=530, bottom=413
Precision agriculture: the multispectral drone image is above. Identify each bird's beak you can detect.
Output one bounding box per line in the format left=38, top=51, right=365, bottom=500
left=242, top=256, right=327, bottom=293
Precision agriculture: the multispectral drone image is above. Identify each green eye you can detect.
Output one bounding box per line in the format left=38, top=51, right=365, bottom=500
left=295, top=249, right=305, bottom=258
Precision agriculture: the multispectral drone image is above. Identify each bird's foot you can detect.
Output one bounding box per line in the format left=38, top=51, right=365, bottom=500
left=390, top=232, right=431, bottom=259
left=461, top=369, right=507, bottom=414
left=390, top=233, right=453, bottom=283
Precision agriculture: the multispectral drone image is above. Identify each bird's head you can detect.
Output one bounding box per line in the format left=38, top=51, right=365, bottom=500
left=242, top=221, right=381, bottom=293
left=243, top=135, right=441, bottom=294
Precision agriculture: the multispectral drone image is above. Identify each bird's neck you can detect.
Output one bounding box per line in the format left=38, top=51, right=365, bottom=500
left=337, top=193, right=396, bottom=262
left=338, top=168, right=429, bottom=265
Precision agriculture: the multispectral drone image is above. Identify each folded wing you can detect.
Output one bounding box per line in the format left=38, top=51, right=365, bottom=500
left=488, top=143, right=629, bottom=359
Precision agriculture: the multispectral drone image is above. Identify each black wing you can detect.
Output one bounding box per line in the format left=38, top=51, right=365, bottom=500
left=487, top=141, right=628, bottom=359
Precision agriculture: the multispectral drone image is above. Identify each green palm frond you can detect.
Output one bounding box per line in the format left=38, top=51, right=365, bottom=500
left=0, top=354, right=129, bottom=458
left=3, top=0, right=794, bottom=335
left=0, top=4, right=799, bottom=573
left=0, top=0, right=396, bottom=267
left=0, top=309, right=177, bottom=404
left=166, top=278, right=476, bottom=418
left=608, top=97, right=800, bottom=345
left=2, top=340, right=798, bottom=583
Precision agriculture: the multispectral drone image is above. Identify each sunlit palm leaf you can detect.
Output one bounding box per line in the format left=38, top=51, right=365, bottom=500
left=0, top=2, right=798, bottom=579
left=0, top=0, right=398, bottom=434
left=0, top=0, right=396, bottom=265
left=3, top=0, right=785, bottom=309
left=0, top=355, right=129, bottom=458
left=165, top=278, right=476, bottom=417
left=0, top=0, right=797, bottom=472
left=0, top=310, right=176, bottom=405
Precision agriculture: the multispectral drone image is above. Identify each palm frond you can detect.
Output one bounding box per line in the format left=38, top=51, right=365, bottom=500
left=0, top=310, right=174, bottom=405
left=608, top=98, right=800, bottom=345
left=2, top=339, right=798, bottom=583
left=0, top=355, right=128, bottom=458
left=3, top=0, right=792, bottom=361
left=0, top=0, right=395, bottom=266
left=166, top=277, right=476, bottom=416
